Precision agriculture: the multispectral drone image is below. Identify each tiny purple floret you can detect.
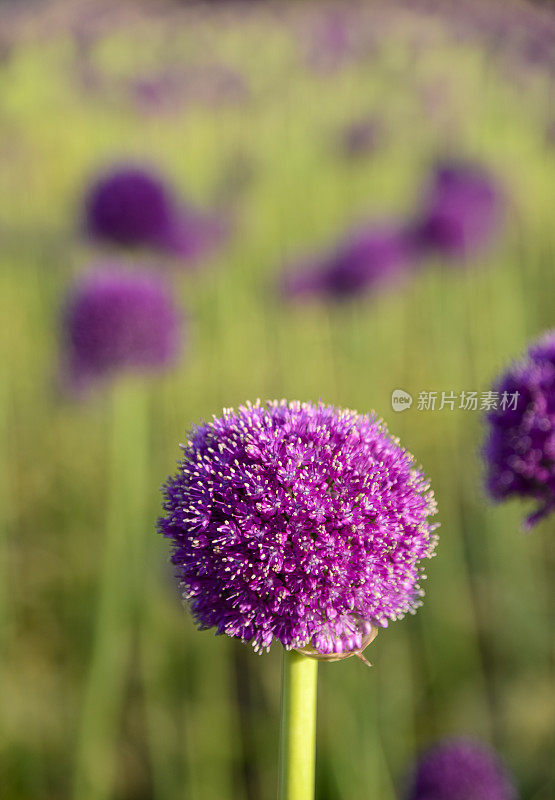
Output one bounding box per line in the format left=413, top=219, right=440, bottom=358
left=407, top=738, right=517, bottom=800
left=484, top=330, right=555, bottom=529
left=158, top=400, right=438, bottom=654
left=62, top=266, right=182, bottom=389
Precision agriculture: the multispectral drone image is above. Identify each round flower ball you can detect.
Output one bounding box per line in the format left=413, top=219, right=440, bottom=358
left=484, top=330, right=555, bottom=528
left=158, top=400, right=438, bottom=655
left=62, top=266, right=182, bottom=389
left=411, top=161, right=503, bottom=261
left=84, top=164, right=225, bottom=262
left=406, top=738, right=517, bottom=800
left=282, top=223, right=413, bottom=302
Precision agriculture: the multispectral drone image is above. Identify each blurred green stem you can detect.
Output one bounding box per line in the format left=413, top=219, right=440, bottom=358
left=73, top=380, right=149, bottom=800
left=0, top=373, right=8, bottom=651
left=278, top=650, right=318, bottom=800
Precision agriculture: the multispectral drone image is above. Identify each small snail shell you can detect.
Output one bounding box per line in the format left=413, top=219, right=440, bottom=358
left=295, top=619, right=379, bottom=666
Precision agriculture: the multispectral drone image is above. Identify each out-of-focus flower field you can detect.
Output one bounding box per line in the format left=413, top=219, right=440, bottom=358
left=1, top=1, right=554, bottom=799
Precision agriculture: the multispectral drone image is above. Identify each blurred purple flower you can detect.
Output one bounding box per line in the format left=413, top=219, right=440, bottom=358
left=84, top=165, right=226, bottom=264
left=128, top=63, right=248, bottom=113
left=305, top=10, right=351, bottom=71
left=158, top=400, right=438, bottom=654
left=411, top=161, right=504, bottom=261
left=61, top=266, right=182, bottom=390
left=282, top=223, right=414, bottom=302
left=188, top=63, right=248, bottom=106
left=339, top=116, right=384, bottom=159
left=128, top=73, right=183, bottom=115
left=483, top=330, right=555, bottom=529
left=85, top=167, right=173, bottom=246
left=407, top=738, right=517, bottom=800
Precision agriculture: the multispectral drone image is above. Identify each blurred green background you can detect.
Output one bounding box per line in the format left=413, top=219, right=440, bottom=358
left=1, top=1, right=554, bottom=799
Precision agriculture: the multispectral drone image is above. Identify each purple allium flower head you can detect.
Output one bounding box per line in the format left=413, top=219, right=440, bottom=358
left=484, top=330, right=555, bottom=529
left=62, top=266, right=181, bottom=389
left=411, top=161, right=503, bottom=261
left=85, top=167, right=175, bottom=247
left=158, top=400, right=438, bottom=654
left=407, top=738, right=517, bottom=800
left=84, top=165, right=226, bottom=263
left=529, top=329, right=555, bottom=366
left=282, top=223, right=414, bottom=302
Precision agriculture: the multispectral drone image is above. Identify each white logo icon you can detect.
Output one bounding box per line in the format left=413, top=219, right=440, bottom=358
left=391, top=389, right=413, bottom=412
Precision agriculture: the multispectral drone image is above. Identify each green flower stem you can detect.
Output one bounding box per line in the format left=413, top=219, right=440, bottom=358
left=74, top=380, right=149, bottom=800
left=278, top=650, right=318, bottom=800
left=0, top=372, right=8, bottom=653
